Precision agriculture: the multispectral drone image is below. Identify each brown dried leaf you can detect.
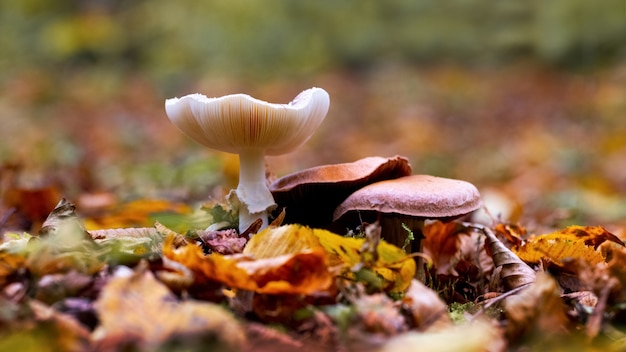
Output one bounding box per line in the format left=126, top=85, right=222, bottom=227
left=482, top=226, right=535, bottom=291
left=402, top=279, right=452, bottom=331
left=351, top=293, right=407, bottom=336
left=23, top=300, right=92, bottom=352
left=381, top=319, right=504, bottom=352
left=504, top=272, right=570, bottom=343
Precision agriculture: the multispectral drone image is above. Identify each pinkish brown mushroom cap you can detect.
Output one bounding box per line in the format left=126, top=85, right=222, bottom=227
left=269, top=156, right=412, bottom=228
left=333, top=174, right=482, bottom=222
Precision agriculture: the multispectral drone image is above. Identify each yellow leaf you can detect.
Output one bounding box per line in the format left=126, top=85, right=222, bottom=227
left=164, top=224, right=415, bottom=295
left=512, top=225, right=623, bottom=265
left=247, top=224, right=415, bottom=293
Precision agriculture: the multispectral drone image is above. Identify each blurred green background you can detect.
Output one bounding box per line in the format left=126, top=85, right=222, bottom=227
left=1, top=0, right=625, bottom=228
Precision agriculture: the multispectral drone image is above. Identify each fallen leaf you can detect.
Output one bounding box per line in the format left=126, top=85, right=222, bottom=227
left=402, top=279, right=452, bottom=331
left=504, top=272, right=571, bottom=345
left=163, top=237, right=257, bottom=292
left=83, top=198, right=191, bottom=230
left=0, top=234, right=29, bottom=286
left=423, top=221, right=464, bottom=275
left=164, top=228, right=333, bottom=295
left=351, top=293, right=407, bottom=336
left=310, top=225, right=416, bottom=293
left=27, top=200, right=103, bottom=276
left=380, top=319, right=504, bottom=352
left=513, top=226, right=624, bottom=265
left=92, top=265, right=245, bottom=351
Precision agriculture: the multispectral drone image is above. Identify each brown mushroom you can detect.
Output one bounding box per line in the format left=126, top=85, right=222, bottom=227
left=333, top=174, right=482, bottom=280
left=269, top=156, right=412, bottom=228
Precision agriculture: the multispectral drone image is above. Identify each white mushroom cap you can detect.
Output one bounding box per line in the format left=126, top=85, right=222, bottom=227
left=333, top=175, right=482, bottom=222
left=164, top=87, right=330, bottom=155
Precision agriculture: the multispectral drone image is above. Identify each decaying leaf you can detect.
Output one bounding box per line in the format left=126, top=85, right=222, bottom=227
left=380, top=318, right=504, bottom=352
left=351, top=292, right=407, bottom=336
left=401, top=279, right=452, bottom=331
left=504, top=272, right=570, bottom=346
left=198, top=228, right=247, bottom=254
left=0, top=300, right=92, bottom=352
left=93, top=265, right=245, bottom=351
left=513, top=226, right=624, bottom=266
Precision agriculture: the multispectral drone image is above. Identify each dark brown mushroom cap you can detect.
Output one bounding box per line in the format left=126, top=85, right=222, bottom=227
left=333, top=174, right=482, bottom=223
left=269, top=156, right=412, bottom=228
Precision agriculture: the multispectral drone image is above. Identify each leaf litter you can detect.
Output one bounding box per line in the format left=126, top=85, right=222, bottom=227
left=1, top=178, right=626, bottom=351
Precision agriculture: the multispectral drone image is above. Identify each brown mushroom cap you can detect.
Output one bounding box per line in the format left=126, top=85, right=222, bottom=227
left=269, top=156, right=412, bottom=228
left=333, top=174, right=482, bottom=223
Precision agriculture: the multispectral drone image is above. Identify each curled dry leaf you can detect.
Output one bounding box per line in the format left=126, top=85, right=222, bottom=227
left=93, top=266, right=245, bottom=351
left=481, top=226, right=535, bottom=291
left=512, top=225, right=624, bottom=266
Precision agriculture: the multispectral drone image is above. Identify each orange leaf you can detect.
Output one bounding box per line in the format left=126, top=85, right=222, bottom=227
left=512, top=226, right=624, bottom=265
left=238, top=250, right=331, bottom=294
left=164, top=227, right=334, bottom=295
left=422, top=221, right=464, bottom=275
left=84, top=199, right=191, bottom=230
left=163, top=236, right=258, bottom=291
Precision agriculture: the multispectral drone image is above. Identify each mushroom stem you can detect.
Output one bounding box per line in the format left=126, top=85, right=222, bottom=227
left=379, top=214, right=425, bottom=282
left=235, top=149, right=276, bottom=233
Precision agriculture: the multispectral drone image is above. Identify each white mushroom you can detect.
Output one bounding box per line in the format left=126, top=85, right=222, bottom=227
left=165, top=87, right=330, bottom=233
